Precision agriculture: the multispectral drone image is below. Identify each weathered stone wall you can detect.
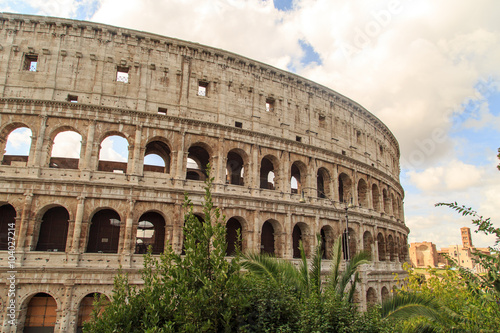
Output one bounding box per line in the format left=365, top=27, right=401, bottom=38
left=0, top=13, right=409, bottom=332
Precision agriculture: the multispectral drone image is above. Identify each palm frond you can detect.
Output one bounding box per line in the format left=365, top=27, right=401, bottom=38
left=241, top=252, right=301, bottom=288
left=298, top=240, right=310, bottom=295
left=310, top=234, right=323, bottom=295
left=328, top=235, right=343, bottom=291
left=381, top=293, right=445, bottom=324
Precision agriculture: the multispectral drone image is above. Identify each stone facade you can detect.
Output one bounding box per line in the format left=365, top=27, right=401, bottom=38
left=0, top=13, right=409, bottom=332
left=409, top=241, right=438, bottom=268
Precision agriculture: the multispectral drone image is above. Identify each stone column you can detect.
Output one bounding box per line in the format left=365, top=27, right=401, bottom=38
left=71, top=196, right=85, bottom=253
left=122, top=199, right=136, bottom=254
left=58, top=285, right=75, bottom=333
left=132, top=125, right=143, bottom=176
left=31, top=115, right=48, bottom=167
left=81, top=120, right=96, bottom=170
left=17, top=192, right=33, bottom=254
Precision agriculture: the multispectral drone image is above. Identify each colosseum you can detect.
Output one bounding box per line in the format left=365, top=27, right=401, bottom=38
left=0, top=13, right=409, bottom=332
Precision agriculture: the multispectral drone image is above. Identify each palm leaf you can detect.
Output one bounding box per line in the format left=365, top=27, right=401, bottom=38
left=310, top=234, right=323, bottom=296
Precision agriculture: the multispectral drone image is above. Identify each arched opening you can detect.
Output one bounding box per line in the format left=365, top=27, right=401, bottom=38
left=377, top=233, right=386, bottom=261
left=290, top=162, right=305, bottom=195
left=292, top=224, right=302, bottom=258
left=391, top=193, right=398, bottom=218
left=2, top=126, right=32, bottom=166
left=186, top=145, right=210, bottom=181
left=383, top=188, right=390, bottom=214
left=24, top=293, right=57, bottom=332
left=338, top=173, right=352, bottom=203
left=317, top=168, right=331, bottom=198
left=86, top=209, right=121, bottom=253
left=77, top=293, right=109, bottom=333
left=388, top=235, right=395, bottom=262
left=226, top=150, right=245, bottom=186
left=320, top=225, right=335, bottom=259
left=381, top=286, right=389, bottom=302
left=357, top=179, right=368, bottom=207
left=49, top=130, right=82, bottom=169
left=363, top=231, right=373, bottom=260
left=260, top=156, right=276, bottom=190
left=366, top=287, right=377, bottom=305
left=35, top=206, right=69, bottom=252
left=261, top=221, right=275, bottom=255
left=400, top=236, right=408, bottom=262
left=0, top=204, right=16, bottom=250
left=98, top=135, right=128, bottom=173
left=226, top=218, right=242, bottom=256
left=135, top=212, right=165, bottom=254
left=372, top=184, right=380, bottom=212
left=143, top=140, right=171, bottom=173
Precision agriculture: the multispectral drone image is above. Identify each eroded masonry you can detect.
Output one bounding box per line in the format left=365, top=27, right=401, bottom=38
left=0, top=13, right=409, bottom=332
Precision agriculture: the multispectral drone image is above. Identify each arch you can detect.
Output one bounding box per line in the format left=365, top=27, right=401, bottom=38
left=357, top=179, right=368, bottom=207
left=260, top=155, right=278, bottom=190
left=261, top=220, right=277, bottom=255
left=0, top=204, right=16, bottom=250
left=391, top=193, right=399, bottom=218
left=316, top=167, right=331, bottom=198
left=320, top=225, right=335, bottom=259
left=292, top=223, right=303, bottom=258
left=2, top=126, right=32, bottom=166
left=143, top=139, right=171, bottom=174
left=186, top=144, right=211, bottom=180
left=86, top=209, right=121, bottom=253
left=382, top=188, right=390, bottom=214
left=381, top=286, right=390, bottom=302
left=366, top=287, right=377, bottom=305
left=371, top=183, right=380, bottom=212
left=135, top=212, right=165, bottom=254
left=377, top=233, right=386, bottom=261
left=35, top=206, right=69, bottom=252
left=347, top=227, right=356, bottom=259
left=290, top=161, right=307, bottom=195
left=77, top=292, right=110, bottom=332
left=49, top=129, right=82, bottom=169
left=338, top=173, right=352, bottom=203
left=98, top=134, right=129, bottom=173
left=387, top=234, right=395, bottom=261
left=226, top=149, right=246, bottom=186
left=225, top=217, right=242, bottom=256
left=24, top=292, right=57, bottom=331
left=363, top=231, right=373, bottom=260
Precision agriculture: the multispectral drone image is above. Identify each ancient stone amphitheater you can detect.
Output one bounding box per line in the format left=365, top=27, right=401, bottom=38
left=0, top=13, right=409, bottom=332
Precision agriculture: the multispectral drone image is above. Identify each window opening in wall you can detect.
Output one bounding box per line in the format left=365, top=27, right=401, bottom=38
left=2, top=127, right=32, bottom=166
left=265, top=98, right=274, bottom=112
left=98, top=135, right=128, bottom=173
left=296, top=136, right=302, bottom=142
left=342, top=150, right=346, bottom=156
left=198, top=81, right=208, bottom=96
left=235, top=121, right=243, bottom=128
left=356, top=130, right=362, bottom=144
left=379, top=145, right=384, bottom=154
left=67, top=94, right=78, bottom=103
left=158, top=107, right=167, bottom=115
left=116, top=66, right=129, bottom=83
left=319, top=114, right=326, bottom=128
left=24, top=54, right=38, bottom=71
left=50, top=131, right=82, bottom=169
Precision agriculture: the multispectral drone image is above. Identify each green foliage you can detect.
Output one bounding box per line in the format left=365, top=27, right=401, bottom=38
left=85, top=169, right=390, bottom=332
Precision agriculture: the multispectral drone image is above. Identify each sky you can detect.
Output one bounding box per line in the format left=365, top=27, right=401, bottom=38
left=2, top=0, right=499, bottom=249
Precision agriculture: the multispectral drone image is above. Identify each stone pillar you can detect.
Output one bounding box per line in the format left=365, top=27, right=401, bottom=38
left=58, top=285, right=74, bottom=333
left=122, top=199, right=136, bottom=254
left=17, top=192, right=33, bottom=254
left=215, top=137, right=225, bottom=185
left=250, top=144, right=259, bottom=190
left=332, top=164, right=339, bottom=202
left=71, top=196, right=85, bottom=253
left=132, top=125, right=143, bottom=176
left=175, top=131, right=186, bottom=180
left=81, top=120, right=96, bottom=178
left=31, top=115, right=48, bottom=167
left=283, top=212, right=292, bottom=259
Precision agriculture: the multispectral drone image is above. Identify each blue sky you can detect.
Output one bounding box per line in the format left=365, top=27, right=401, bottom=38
left=3, top=0, right=500, bottom=248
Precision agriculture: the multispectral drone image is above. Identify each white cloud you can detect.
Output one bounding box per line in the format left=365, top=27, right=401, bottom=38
left=99, top=136, right=128, bottom=162
left=5, top=127, right=31, bottom=154
left=51, top=131, right=82, bottom=158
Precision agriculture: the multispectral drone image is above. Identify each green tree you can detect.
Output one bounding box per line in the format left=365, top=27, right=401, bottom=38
left=84, top=168, right=243, bottom=332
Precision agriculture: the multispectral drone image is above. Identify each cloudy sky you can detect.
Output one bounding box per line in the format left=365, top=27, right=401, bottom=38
left=3, top=0, right=499, bottom=248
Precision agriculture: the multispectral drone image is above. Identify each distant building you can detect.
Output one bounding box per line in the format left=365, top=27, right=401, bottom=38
left=410, top=227, right=490, bottom=273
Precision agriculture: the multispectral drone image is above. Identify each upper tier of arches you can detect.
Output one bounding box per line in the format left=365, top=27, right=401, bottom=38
left=0, top=13, right=401, bottom=180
